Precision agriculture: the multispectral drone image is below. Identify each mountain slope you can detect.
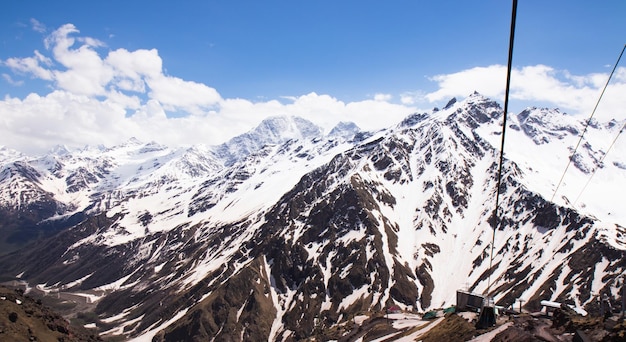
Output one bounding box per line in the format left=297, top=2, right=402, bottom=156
left=0, top=94, right=624, bottom=341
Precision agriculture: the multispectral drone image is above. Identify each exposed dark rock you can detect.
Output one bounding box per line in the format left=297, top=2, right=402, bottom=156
left=443, top=97, right=457, bottom=110
left=0, top=287, right=101, bottom=341
left=156, top=257, right=276, bottom=342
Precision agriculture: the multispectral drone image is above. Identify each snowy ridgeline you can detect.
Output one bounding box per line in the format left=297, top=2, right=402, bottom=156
left=0, top=93, right=625, bottom=341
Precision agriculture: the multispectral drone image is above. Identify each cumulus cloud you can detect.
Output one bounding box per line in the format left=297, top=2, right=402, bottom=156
left=146, top=75, right=221, bottom=114
left=1, top=22, right=624, bottom=155
left=425, top=65, right=506, bottom=103
left=105, top=48, right=161, bottom=92
left=0, top=91, right=130, bottom=153
left=5, top=24, right=221, bottom=110
left=425, top=64, right=626, bottom=119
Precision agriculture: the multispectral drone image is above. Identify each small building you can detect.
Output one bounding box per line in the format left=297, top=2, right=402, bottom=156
left=456, top=290, right=484, bottom=312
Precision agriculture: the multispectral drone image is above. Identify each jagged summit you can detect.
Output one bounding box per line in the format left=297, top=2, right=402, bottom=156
left=399, top=112, right=430, bottom=127
left=126, top=136, right=143, bottom=145
left=48, top=144, right=71, bottom=156
left=328, top=121, right=360, bottom=139
left=215, top=115, right=323, bottom=166
left=255, top=115, right=322, bottom=140
left=0, top=145, right=24, bottom=163
left=516, top=107, right=581, bottom=144
left=111, top=136, right=144, bottom=149
left=416, top=92, right=503, bottom=132
left=443, top=97, right=457, bottom=110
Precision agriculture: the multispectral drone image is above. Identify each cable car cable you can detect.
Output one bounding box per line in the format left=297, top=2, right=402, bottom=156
left=551, top=44, right=626, bottom=202
left=487, top=0, right=517, bottom=296
left=573, top=120, right=625, bottom=205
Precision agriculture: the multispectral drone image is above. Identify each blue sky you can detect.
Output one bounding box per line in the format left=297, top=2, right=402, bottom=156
left=1, top=1, right=625, bottom=154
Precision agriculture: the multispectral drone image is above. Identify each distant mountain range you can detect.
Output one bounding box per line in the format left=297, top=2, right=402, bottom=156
left=0, top=92, right=624, bottom=341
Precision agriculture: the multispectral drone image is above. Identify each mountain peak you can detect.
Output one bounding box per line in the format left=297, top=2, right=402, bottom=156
left=328, top=121, right=360, bottom=139
left=216, top=115, right=323, bottom=166
left=437, top=92, right=502, bottom=128
left=516, top=107, right=580, bottom=144
left=49, top=144, right=72, bottom=156
left=126, top=137, right=143, bottom=145
left=443, top=97, right=457, bottom=110
left=464, top=91, right=496, bottom=105
left=0, top=146, right=24, bottom=163
left=255, top=115, right=322, bottom=141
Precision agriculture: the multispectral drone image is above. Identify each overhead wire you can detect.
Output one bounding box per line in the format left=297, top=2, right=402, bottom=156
left=486, top=0, right=517, bottom=297
left=551, top=44, right=626, bottom=202
left=573, top=120, right=626, bottom=205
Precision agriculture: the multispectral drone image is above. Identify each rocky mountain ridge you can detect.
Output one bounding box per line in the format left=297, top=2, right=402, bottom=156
left=0, top=93, right=625, bottom=341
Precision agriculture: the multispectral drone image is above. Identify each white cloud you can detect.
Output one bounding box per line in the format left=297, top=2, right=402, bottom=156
left=399, top=90, right=426, bottom=105
left=425, top=65, right=506, bottom=103
left=42, top=24, right=112, bottom=96
left=146, top=75, right=221, bottom=113
left=424, top=65, right=626, bottom=120
left=30, top=18, right=46, bottom=33
left=242, top=92, right=413, bottom=133
left=106, top=48, right=162, bottom=90
left=2, top=73, right=24, bottom=86
left=1, top=22, right=624, bottom=155
left=374, top=93, right=392, bottom=102
left=0, top=91, right=131, bottom=154
left=5, top=24, right=222, bottom=112
left=3, top=50, right=54, bottom=80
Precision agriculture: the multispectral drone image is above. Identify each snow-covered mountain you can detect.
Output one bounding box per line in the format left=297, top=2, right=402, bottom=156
left=0, top=94, right=624, bottom=341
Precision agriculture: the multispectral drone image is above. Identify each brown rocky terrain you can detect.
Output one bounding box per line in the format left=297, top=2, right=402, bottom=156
left=0, top=286, right=101, bottom=342
left=2, top=282, right=626, bottom=342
